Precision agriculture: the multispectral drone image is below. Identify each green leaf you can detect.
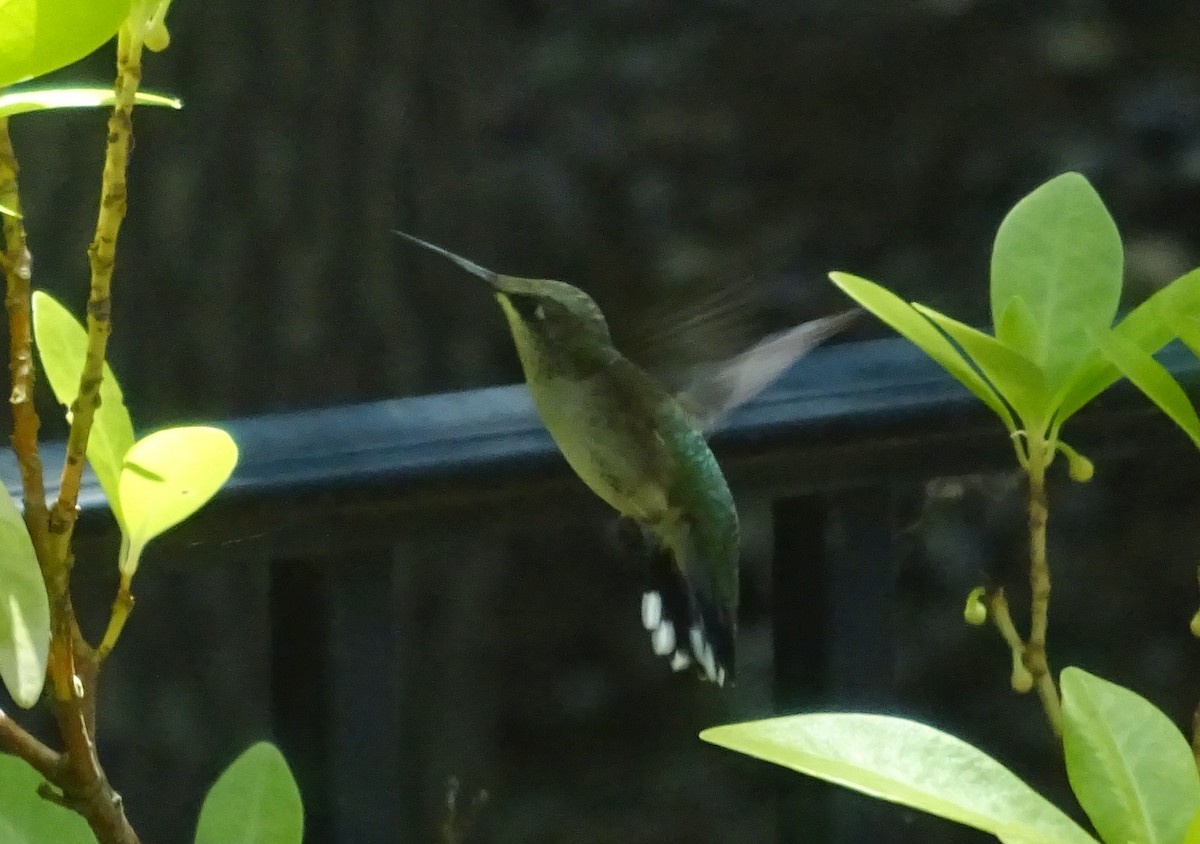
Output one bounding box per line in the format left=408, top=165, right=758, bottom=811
left=0, top=87, right=181, bottom=119
left=1093, top=327, right=1200, bottom=448
left=1061, top=667, right=1200, bottom=844
left=912, top=304, right=1049, bottom=429
left=1051, top=265, right=1200, bottom=427
left=702, top=714, right=1097, bottom=844
left=118, top=426, right=238, bottom=576
left=990, top=173, right=1123, bottom=392
left=0, top=203, right=20, bottom=219
left=995, top=294, right=1041, bottom=358
left=0, top=754, right=96, bottom=843
left=1165, top=310, right=1200, bottom=361
left=830, top=272, right=1017, bottom=432
left=0, top=484, right=47, bottom=708
left=194, top=743, right=303, bottom=844
left=0, top=0, right=133, bottom=90
left=1183, top=808, right=1200, bottom=844
left=31, top=290, right=135, bottom=527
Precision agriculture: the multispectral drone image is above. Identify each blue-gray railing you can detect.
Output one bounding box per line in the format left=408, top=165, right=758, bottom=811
left=16, top=334, right=1200, bottom=843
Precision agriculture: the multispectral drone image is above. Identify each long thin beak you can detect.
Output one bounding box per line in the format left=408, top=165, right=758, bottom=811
left=393, top=231, right=500, bottom=287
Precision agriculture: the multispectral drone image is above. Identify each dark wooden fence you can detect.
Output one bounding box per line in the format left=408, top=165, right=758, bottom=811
left=14, top=334, right=1200, bottom=843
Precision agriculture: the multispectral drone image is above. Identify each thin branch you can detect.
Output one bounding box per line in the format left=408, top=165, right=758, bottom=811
left=48, top=25, right=142, bottom=556
left=0, top=708, right=61, bottom=780
left=1021, top=440, right=1063, bottom=737
left=97, top=576, right=135, bottom=663
left=0, top=119, right=51, bottom=558
left=35, top=25, right=146, bottom=844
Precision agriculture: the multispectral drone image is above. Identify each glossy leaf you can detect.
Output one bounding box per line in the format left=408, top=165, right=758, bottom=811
left=701, top=714, right=1097, bottom=844
left=194, top=743, right=303, bottom=844
left=991, top=173, right=1123, bottom=392
left=912, top=304, right=1048, bottom=428
left=0, top=485, right=47, bottom=708
left=1094, top=328, right=1200, bottom=448
left=830, top=272, right=1017, bottom=432
left=0, top=87, right=180, bottom=119
left=31, top=291, right=135, bottom=526
left=0, top=754, right=96, bottom=843
left=118, top=426, right=238, bottom=576
left=0, top=0, right=133, bottom=90
left=1061, top=667, right=1200, bottom=844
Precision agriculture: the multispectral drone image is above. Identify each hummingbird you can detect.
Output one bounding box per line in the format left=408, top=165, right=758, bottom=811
left=396, top=231, right=855, bottom=685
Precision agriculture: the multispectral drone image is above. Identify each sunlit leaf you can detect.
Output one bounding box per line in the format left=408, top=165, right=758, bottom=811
left=1061, top=667, right=1200, bottom=844
left=194, top=743, right=303, bottom=844
left=829, top=272, right=1017, bottom=432
left=31, top=291, right=135, bottom=526
left=701, top=714, right=1096, bottom=844
left=912, top=304, right=1049, bottom=428
left=1184, top=808, right=1200, bottom=844
left=991, top=173, right=1123, bottom=393
left=118, top=426, right=237, bottom=576
left=0, top=754, right=96, bottom=843
left=1094, top=328, right=1200, bottom=448
left=0, top=0, right=133, bottom=90
left=0, top=485, right=47, bottom=708
left=0, top=88, right=181, bottom=119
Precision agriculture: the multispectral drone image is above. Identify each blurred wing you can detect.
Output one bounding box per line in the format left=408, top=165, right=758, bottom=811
left=678, top=309, right=859, bottom=431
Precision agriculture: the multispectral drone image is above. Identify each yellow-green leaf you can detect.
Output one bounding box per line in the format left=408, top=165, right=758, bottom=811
left=912, top=304, right=1049, bottom=429
left=118, top=426, right=237, bottom=576
left=702, top=714, right=1097, bottom=844
left=31, top=291, right=135, bottom=526
left=995, top=295, right=1041, bottom=363
left=1061, top=667, right=1200, bottom=844
left=0, top=484, right=48, bottom=708
left=0, top=0, right=133, bottom=90
left=1166, top=311, right=1200, bottom=361
left=194, top=743, right=303, bottom=844
left=1053, top=265, right=1200, bottom=425
left=0, top=87, right=181, bottom=119
left=830, top=272, right=1017, bottom=432
left=990, top=173, right=1123, bottom=393
left=1183, top=808, right=1200, bottom=844
left=1094, top=327, right=1200, bottom=449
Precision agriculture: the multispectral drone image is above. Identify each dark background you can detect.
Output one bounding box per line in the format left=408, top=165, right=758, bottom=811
left=5, top=1, right=1200, bottom=842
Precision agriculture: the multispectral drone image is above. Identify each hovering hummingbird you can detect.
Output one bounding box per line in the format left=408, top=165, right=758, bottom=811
left=396, top=231, right=855, bottom=685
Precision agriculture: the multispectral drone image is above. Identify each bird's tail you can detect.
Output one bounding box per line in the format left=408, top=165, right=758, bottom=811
left=638, top=537, right=736, bottom=686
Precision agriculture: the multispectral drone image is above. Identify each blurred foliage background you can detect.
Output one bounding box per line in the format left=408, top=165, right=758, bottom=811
left=7, top=1, right=1200, bottom=842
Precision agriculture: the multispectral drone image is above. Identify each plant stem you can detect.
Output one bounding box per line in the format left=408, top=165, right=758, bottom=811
left=97, top=575, right=135, bottom=663
left=35, top=25, right=146, bottom=844
left=0, top=120, right=52, bottom=562
left=49, top=26, right=142, bottom=556
left=2, top=114, right=141, bottom=844
left=1023, top=437, right=1062, bottom=737
left=0, top=708, right=60, bottom=780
